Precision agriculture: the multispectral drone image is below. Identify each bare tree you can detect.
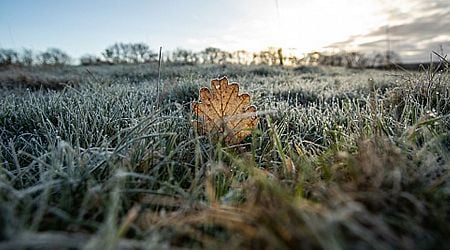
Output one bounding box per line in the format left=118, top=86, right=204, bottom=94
left=37, top=48, right=71, bottom=65
left=0, top=49, right=19, bottom=66
left=102, top=48, right=114, bottom=64
left=133, top=43, right=157, bottom=63
left=218, top=50, right=232, bottom=64
left=201, top=47, right=221, bottom=64
left=232, top=50, right=251, bottom=64
left=20, top=49, right=34, bottom=66
left=102, top=44, right=123, bottom=64
left=102, top=43, right=156, bottom=64
left=172, top=48, right=194, bottom=64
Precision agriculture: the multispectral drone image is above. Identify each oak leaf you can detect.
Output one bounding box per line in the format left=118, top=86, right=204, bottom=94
left=192, top=77, right=258, bottom=145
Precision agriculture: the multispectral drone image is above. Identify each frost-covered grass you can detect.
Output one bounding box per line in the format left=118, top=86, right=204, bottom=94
left=0, top=63, right=449, bottom=249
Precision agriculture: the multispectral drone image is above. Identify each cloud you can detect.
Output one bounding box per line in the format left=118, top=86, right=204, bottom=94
left=326, top=0, right=450, bottom=62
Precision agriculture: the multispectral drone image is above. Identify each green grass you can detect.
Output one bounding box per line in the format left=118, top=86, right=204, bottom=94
left=0, top=62, right=449, bottom=249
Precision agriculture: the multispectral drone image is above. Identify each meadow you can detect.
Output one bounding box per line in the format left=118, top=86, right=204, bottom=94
left=0, top=61, right=449, bottom=249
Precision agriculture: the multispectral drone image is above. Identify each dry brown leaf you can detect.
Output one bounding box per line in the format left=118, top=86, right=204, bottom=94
left=192, top=76, right=258, bottom=145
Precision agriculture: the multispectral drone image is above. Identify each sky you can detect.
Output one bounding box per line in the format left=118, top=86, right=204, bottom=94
left=0, top=0, right=449, bottom=63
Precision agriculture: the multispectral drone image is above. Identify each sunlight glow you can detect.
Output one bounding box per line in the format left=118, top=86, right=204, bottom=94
left=187, top=0, right=387, bottom=54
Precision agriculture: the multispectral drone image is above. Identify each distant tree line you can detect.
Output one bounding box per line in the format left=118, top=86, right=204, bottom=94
left=0, top=48, right=71, bottom=66
left=1, top=42, right=401, bottom=68
left=308, top=50, right=401, bottom=68
left=82, top=43, right=402, bottom=68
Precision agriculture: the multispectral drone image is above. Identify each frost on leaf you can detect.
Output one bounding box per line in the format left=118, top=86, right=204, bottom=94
left=192, top=76, right=258, bottom=145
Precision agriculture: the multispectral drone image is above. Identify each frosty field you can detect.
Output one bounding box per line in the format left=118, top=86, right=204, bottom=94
left=0, top=63, right=449, bottom=249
